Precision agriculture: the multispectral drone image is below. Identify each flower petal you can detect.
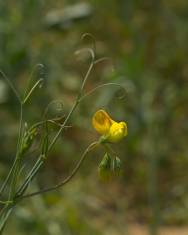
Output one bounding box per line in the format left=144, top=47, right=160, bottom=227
left=107, top=121, right=128, bottom=143
left=92, top=110, right=113, bottom=135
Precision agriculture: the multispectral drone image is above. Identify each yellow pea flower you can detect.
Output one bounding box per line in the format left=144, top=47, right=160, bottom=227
left=92, top=109, right=128, bottom=143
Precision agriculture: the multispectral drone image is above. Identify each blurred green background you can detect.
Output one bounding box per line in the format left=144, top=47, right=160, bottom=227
left=0, top=0, right=188, bottom=234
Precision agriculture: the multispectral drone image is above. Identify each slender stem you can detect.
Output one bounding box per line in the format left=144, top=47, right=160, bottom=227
left=48, top=56, right=94, bottom=153
left=14, top=50, right=95, bottom=199
left=23, top=63, right=44, bottom=99
left=0, top=205, right=15, bottom=235
left=79, top=83, right=125, bottom=102
left=80, top=61, right=94, bottom=91
left=103, top=144, right=116, bottom=158
left=8, top=158, right=21, bottom=200
left=0, top=205, right=8, bottom=219
left=20, top=141, right=99, bottom=200
left=8, top=103, right=23, bottom=199
left=0, top=159, right=17, bottom=196
left=0, top=104, right=23, bottom=197
left=23, top=78, right=43, bottom=104
left=15, top=156, right=44, bottom=196
left=15, top=100, right=78, bottom=198
left=0, top=47, right=97, bottom=235
left=0, top=201, right=12, bottom=205
left=0, top=70, right=21, bottom=103
left=48, top=99, right=79, bottom=152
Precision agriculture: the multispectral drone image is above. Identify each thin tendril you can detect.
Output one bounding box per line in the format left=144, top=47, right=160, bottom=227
left=0, top=70, right=21, bottom=103
left=0, top=91, right=23, bottom=197
left=23, top=64, right=44, bottom=99
left=94, top=57, right=113, bottom=67
left=14, top=43, right=96, bottom=200
left=75, top=48, right=95, bottom=91
left=23, top=79, right=43, bottom=104
left=42, top=100, right=64, bottom=120
left=81, top=33, right=96, bottom=55
left=20, top=141, right=99, bottom=199
left=48, top=47, right=95, bottom=152
left=75, top=47, right=95, bottom=64
left=79, top=83, right=127, bottom=102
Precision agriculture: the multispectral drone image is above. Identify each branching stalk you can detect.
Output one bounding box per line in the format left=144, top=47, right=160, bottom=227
left=19, top=141, right=99, bottom=200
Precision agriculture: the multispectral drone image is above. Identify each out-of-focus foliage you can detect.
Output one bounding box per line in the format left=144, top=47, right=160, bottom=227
left=0, top=0, right=188, bottom=234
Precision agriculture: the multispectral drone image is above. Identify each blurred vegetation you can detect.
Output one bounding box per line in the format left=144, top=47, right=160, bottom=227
left=0, top=0, right=188, bottom=234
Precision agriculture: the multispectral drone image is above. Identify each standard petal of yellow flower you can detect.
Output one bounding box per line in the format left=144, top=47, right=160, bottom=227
left=92, top=110, right=113, bottom=135
left=107, top=121, right=128, bottom=143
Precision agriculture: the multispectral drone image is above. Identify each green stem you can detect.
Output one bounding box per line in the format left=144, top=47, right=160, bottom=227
left=0, top=159, right=17, bottom=196
left=15, top=100, right=79, bottom=198
left=0, top=47, right=97, bottom=235
left=20, top=141, right=99, bottom=200
left=48, top=98, right=80, bottom=152
left=23, top=78, right=43, bottom=104
left=103, top=144, right=116, bottom=158
left=8, top=158, right=21, bottom=200
left=16, top=59, right=94, bottom=198
left=0, top=204, right=15, bottom=235
left=8, top=103, right=23, bottom=199
left=0, top=104, right=23, bottom=197
left=15, top=156, right=44, bottom=197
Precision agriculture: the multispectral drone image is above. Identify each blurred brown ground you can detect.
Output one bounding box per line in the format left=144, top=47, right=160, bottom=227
left=102, top=224, right=188, bottom=235
left=128, top=224, right=188, bottom=235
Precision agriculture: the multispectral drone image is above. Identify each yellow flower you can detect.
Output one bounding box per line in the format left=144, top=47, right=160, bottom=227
left=92, top=110, right=128, bottom=143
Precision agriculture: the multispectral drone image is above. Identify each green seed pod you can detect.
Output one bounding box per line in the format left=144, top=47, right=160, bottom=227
left=112, top=156, right=122, bottom=176
left=20, top=127, right=37, bottom=156
left=98, top=153, right=112, bottom=180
